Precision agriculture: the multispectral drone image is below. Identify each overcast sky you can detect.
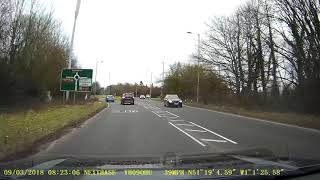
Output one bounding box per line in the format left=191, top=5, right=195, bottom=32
left=44, top=0, right=246, bottom=87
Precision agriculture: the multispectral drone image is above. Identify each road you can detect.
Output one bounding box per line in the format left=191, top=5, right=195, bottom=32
left=35, top=98, right=320, bottom=160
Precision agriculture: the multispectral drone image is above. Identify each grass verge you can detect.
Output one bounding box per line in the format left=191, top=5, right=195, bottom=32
left=0, top=101, right=107, bottom=161
left=115, top=96, right=122, bottom=101
left=186, top=103, right=320, bottom=130
left=91, top=95, right=106, bottom=99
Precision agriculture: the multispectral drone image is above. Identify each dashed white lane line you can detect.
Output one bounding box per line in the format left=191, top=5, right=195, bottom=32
left=169, top=120, right=185, bottom=122
left=189, top=122, right=238, bottom=144
left=185, top=129, right=207, bottom=133
left=175, top=124, right=194, bottom=127
left=168, top=122, right=206, bottom=147
left=201, top=139, right=227, bottom=143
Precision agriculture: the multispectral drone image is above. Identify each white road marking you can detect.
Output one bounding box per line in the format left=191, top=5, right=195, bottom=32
left=168, top=122, right=206, bottom=147
left=189, top=122, right=238, bottom=144
left=124, top=110, right=138, bottom=113
left=175, top=124, right=194, bottom=126
left=185, top=105, right=320, bottom=134
left=165, top=111, right=180, bottom=117
left=185, top=129, right=207, bottom=133
left=169, top=120, right=185, bottom=122
left=151, top=111, right=162, bottom=117
left=157, top=114, right=169, bottom=116
left=160, top=115, right=179, bottom=118
left=166, top=116, right=179, bottom=119
left=144, top=102, right=239, bottom=145
left=201, top=139, right=227, bottom=143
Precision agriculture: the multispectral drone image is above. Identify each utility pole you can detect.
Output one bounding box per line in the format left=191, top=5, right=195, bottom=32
left=135, top=84, right=138, bottom=97
left=66, top=0, right=81, bottom=101
left=109, top=72, right=111, bottom=94
left=95, top=60, right=103, bottom=95
left=95, top=60, right=98, bottom=95
left=196, top=33, right=200, bottom=104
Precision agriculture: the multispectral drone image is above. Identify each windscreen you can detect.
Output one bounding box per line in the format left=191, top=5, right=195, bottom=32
left=123, top=93, right=134, bottom=97
left=166, top=95, right=179, bottom=99
left=1, top=0, right=320, bottom=179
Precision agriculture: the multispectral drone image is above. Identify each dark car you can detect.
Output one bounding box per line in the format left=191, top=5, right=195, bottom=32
left=164, top=94, right=182, bottom=107
left=121, top=93, right=134, bottom=105
left=105, top=95, right=115, bottom=102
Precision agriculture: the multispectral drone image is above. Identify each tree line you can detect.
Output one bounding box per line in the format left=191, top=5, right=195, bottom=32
left=0, top=0, right=79, bottom=105
left=187, top=0, right=320, bottom=114
left=104, top=82, right=161, bottom=98
left=163, top=63, right=232, bottom=104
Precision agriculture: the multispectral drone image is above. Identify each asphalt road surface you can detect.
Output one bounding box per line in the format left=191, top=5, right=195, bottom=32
left=35, top=98, right=320, bottom=160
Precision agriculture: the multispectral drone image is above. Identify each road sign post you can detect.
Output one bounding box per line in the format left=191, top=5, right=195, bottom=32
left=60, top=69, right=93, bottom=104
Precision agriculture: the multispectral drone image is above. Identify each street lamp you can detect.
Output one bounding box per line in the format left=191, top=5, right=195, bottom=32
left=95, top=60, right=103, bottom=95
left=145, top=69, right=153, bottom=98
left=66, top=0, right=81, bottom=101
left=108, top=72, right=111, bottom=94
left=150, top=72, right=153, bottom=98
left=187, top=32, right=200, bottom=103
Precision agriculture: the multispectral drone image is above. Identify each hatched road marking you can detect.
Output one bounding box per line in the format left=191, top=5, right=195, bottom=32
left=189, top=122, right=238, bottom=144
left=175, top=124, right=195, bottom=127
left=201, top=139, right=227, bottom=143
left=169, top=122, right=206, bottom=147
left=185, top=129, right=207, bottom=133
left=142, top=102, right=238, bottom=146
left=169, top=120, right=185, bottom=122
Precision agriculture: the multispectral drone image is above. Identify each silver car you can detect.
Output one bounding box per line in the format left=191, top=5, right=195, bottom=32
left=164, top=94, right=183, bottom=108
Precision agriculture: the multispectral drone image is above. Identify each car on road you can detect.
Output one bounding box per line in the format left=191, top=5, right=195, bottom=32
left=146, top=94, right=151, bottom=98
left=105, top=95, right=115, bottom=102
left=164, top=94, right=183, bottom=107
left=121, top=93, right=134, bottom=105
left=139, top=95, right=146, bottom=99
